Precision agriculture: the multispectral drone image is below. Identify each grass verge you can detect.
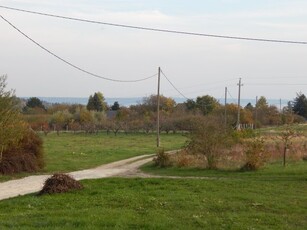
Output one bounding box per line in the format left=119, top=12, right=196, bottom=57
left=141, top=160, right=307, bottom=181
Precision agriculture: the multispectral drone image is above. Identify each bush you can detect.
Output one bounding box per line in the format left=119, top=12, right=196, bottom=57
left=38, top=173, right=83, bottom=195
left=0, top=130, right=44, bottom=174
left=186, top=116, right=236, bottom=169
left=232, top=129, right=257, bottom=141
left=241, top=137, right=269, bottom=171
left=153, top=148, right=172, bottom=168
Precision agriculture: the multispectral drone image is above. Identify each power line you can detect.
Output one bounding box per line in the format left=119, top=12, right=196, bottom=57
left=227, top=89, right=235, bottom=100
left=160, top=70, right=189, bottom=100
left=245, top=83, right=307, bottom=86
left=0, top=14, right=157, bottom=83
left=1, top=5, right=307, bottom=45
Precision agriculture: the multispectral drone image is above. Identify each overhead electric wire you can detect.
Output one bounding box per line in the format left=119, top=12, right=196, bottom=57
left=1, top=5, right=307, bottom=45
left=0, top=14, right=157, bottom=83
left=227, top=89, right=235, bottom=100
left=160, top=70, right=189, bottom=100
left=245, top=83, right=307, bottom=86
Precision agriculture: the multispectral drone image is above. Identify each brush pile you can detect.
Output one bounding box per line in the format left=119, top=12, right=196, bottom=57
left=38, top=173, right=83, bottom=195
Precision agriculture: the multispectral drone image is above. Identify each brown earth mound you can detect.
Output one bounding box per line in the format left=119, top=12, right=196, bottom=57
left=38, top=173, right=83, bottom=195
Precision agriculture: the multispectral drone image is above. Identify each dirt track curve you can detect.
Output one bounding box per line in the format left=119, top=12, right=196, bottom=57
left=0, top=154, right=156, bottom=201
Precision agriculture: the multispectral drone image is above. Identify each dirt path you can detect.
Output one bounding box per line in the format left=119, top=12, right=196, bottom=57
left=0, top=154, right=156, bottom=201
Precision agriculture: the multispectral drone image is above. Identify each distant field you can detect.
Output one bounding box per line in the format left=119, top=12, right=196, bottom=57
left=0, top=132, right=186, bottom=182
left=42, top=132, right=186, bottom=172
left=0, top=162, right=306, bottom=229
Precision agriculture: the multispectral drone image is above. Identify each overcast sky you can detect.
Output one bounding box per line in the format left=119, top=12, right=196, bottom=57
left=1, top=0, right=306, bottom=101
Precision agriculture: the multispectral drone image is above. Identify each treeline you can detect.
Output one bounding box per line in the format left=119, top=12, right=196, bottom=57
left=22, top=92, right=306, bottom=135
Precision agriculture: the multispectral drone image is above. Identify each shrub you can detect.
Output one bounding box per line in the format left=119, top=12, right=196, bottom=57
left=232, top=129, right=257, bottom=141
left=153, top=148, right=172, bottom=168
left=0, top=130, right=44, bottom=174
left=176, top=151, right=194, bottom=167
left=241, top=137, right=269, bottom=171
left=38, top=173, right=83, bottom=195
left=186, top=116, right=236, bottom=169
left=175, top=150, right=206, bottom=168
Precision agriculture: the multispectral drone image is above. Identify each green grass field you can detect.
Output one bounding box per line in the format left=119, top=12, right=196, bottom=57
left=0, top=132, right=186, bottom=182
left=0, top=168, right=306, bottom=229
left=0, top=131, right=306, bottom=229
left=42, top=132, right=187, bottom=172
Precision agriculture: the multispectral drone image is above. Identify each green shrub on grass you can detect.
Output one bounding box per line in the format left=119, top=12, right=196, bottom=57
left=241, top=137, right=269, bottom=171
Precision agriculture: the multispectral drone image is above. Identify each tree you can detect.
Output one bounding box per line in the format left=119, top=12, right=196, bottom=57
left=111, top=101, right=120, bottom=111
left=195, top=95, right=220, bottom=115
left=256, top=96, right=268, bottom=109
left=49, top=110, right=73, bottom=133
left=141, top=95, right=176, bottom=113
left=254, top=96, right=271, bottom=126
left=0, top=75, right=26, bottom=162
left=292, top=93, right=307, bottom=119
left=25, top=97, right=45, bottom=110
left=185, top=99, right=196, bottom=110
left=245, top=102, right=254, bottom=111
left=87, top=92, right=107, bottom=112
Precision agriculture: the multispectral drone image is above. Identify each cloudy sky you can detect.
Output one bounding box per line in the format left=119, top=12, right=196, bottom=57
left=1, top=0, right=306, bottom=101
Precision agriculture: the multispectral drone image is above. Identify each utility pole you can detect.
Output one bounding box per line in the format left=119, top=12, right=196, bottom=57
left=255, top=96, right=258, bottom=129
left=225, top=87, right=227, bottom=129
left=280, top=98, right=282, bottom=126
left=236, top=78, right=243, bottom=130
left=157, top=67, right=161, bottom=147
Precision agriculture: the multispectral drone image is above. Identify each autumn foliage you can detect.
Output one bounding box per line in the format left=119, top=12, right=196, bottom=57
left=0, top=129, right=44, bottom=174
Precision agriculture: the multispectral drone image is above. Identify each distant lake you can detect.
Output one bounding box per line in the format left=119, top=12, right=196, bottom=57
left=22, top=97, right=291, bottom=108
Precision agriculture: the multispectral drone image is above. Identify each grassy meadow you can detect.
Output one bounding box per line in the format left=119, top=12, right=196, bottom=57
left=0, top=132, right=186, bottom=182
left=0, top=166, right=306, bottom=229
left=42, top=132, right=187, bottom=172
left=0, top=130, right=306, bottom=229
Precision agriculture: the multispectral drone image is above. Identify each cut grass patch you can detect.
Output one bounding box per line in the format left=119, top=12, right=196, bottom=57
left=43, top=132, right=186, bottom=172
left=0, top=176, right=306, bottom=229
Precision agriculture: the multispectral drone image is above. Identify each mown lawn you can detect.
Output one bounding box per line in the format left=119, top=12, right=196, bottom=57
left=0, top=133, right=306, bottom=229
left=43, top=132, right=186, bottom=172
left=0, top=171, right=306, bottom=229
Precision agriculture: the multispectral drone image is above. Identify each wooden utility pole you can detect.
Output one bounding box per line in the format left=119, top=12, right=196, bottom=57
left=157, top=67, right=161, bottom=147
left=225, top=87, right=227, bottom=129
left=280, top=98, right=282, bottom=126
left=255, top=96, right=258, bottom=129
left=236, top=78, right=243, bottom=130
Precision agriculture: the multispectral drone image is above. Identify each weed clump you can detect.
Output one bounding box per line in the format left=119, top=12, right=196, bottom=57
left=38, top=173, right=83, bottom=195
left=153, top=148, right=172, bottom=167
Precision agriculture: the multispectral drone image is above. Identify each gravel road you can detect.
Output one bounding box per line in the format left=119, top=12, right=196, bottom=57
left=0, top=154, right=155, bottom=201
